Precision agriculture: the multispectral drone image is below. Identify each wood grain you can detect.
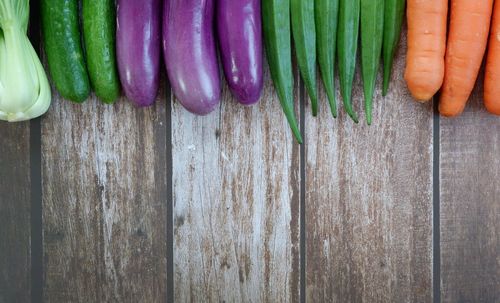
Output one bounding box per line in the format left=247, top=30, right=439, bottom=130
left=41, top=90, right=168, bottom=302
left=305, top=31, right=434, bottom=302
left=440, top=75, right=500, bottom=303
left=172, top=66, right=301, bottom=302
left=0, top=122, right=31, bottom=303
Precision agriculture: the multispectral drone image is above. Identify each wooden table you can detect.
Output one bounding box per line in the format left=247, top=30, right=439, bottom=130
left=1, top=25, right=499, bottom=302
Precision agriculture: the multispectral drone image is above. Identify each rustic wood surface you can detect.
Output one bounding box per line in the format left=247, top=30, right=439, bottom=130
left=40, top=89, right=168, bottom=302
left=440, top=76, right=500, bottom=303
left=172, top=67, right=301, bottom=302
left=305, top=32, right=434, bottom=302
left=1, top=21, right=500, bottom=303
left=0, top=123, right=31, bottom=303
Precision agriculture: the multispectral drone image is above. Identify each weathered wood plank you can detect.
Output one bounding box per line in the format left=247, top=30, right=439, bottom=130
left=0, top=122, right=31, bottom=303
left=172, top=67, right=301, bottom=302
left=41, top=89, right=168, bottom=302
left=440, top=75, right=500, bottom=303
left=305, top=31, right=434, bottom=302
left=0, top=3, right=43, bottom=301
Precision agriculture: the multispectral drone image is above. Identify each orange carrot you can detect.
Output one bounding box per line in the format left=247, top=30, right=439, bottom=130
left=404, top=0, right=448, bottom=102
left=484, top=0, right=500, bottom=115
left=439, top=0, right=494, bottom=117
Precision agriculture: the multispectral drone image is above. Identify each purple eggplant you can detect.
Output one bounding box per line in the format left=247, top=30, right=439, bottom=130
left=217, top=0, right=263, bottom=105
left=116, top=0, right=161, bottom=107
left=163, top=0, right=221, bottom=115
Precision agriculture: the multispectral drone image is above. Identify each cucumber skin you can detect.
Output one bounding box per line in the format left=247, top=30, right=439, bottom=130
left=82, top=0, right=120, bottom=104
left=42, top=0, right=90, bottom=103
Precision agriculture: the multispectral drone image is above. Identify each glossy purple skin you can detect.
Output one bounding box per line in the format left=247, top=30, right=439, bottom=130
left=217, top=0, right=263, bottom=105
left=117, top=0, right=161, bottom=107
left=163, top=0, right=221, bottom=115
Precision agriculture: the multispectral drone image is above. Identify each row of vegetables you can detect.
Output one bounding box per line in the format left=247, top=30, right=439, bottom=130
left=41, top=0, right=406, bottom=144
left=1, top=0, right=499, bottom=144
left=0, top=0, right=405, bottom=144
left=407, top=0, right=500, bottom=118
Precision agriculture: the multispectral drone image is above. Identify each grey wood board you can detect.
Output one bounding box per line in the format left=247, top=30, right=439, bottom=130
left=41, top=90, right=169, bottom=302
left=305, top=31, right=434, bottom=303
left=0, top=122, right=31, bottom=303
left=440, top=75, right=500, bottom=303
left=172, top=67, right=301, bottom=302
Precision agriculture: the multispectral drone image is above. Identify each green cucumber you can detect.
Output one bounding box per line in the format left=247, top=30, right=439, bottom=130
left=291, top=0, right=318, bottom=116
left=82, top=0, right=120, bottom=104
left=337, top=0, right=360, bottom=123
left=360, top=0, right=384, bottom=125
left=315, top=0, right=339, bottom=118
left=263, top=0, right=303, bottom=144
left=382, top=0, right=405, bottom=96
left=42, top=0, right=90, bottom=103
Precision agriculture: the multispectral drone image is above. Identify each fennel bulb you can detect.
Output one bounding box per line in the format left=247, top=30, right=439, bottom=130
left=0, top=0, right=51, bottom=122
